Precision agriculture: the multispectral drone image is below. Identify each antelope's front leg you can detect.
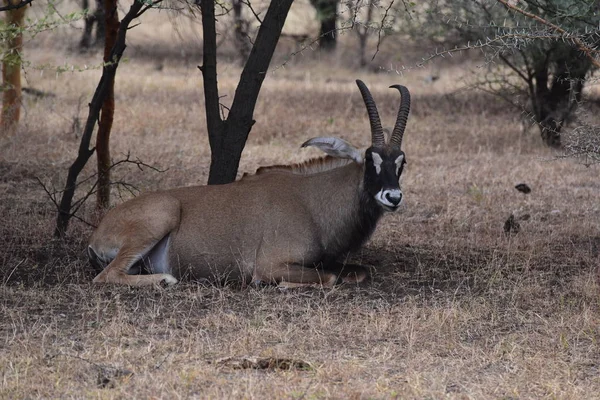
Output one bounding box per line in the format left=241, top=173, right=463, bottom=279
left=253, top=261, right=338, bottom=288
left=322, top=262, right=370, bottom=284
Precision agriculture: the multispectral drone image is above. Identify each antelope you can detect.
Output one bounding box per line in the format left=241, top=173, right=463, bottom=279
left=88, top=80, right=411, bottom=287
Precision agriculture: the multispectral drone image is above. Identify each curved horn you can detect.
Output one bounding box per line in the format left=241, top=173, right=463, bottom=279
left=389, top=84, right=411, bottom=149
left=356, top=80, right=385, bottom=148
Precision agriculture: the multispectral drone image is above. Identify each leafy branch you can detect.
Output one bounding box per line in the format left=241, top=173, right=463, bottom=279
left=496, top=0, right=600, bottom=68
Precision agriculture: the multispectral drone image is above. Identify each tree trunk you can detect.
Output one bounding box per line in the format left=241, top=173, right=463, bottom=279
left=94, top=0, right=106, bottom=45
left=531, top=45, right=591, bottom=148
left=233, top=0, right=250, bottom=65
left=358, top=30, right=367, bottom=67
left=310, top=0, right=338, bottom=52
left=356, top=1, right=373, bottom=67
left=55, top=0, right=148, bottom=237
left=200, top=0, right=295, bottom=185
left=80, top=0, right=106, bottom=50
left=80, top=0, right=94, bottom=49
left=95, top=0, right=120, bottom=210
left=1, top=0, right=26, bottom=134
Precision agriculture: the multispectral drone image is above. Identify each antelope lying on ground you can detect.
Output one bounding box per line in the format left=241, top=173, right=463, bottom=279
left=88, top=80, right=411, bottom=287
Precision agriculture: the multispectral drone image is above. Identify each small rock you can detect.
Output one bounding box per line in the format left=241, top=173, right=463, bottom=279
left=515, top=183, right=531, bottom=194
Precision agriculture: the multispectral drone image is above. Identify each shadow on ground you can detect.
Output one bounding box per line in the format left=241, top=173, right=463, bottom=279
left=1, top=160, right=598, bottom=304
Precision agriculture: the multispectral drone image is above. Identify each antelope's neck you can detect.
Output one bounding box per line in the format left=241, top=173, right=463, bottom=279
left=307, top=163, right=382, bottom=257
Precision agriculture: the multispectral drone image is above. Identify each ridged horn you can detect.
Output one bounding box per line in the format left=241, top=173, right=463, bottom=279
left=356, top=80, right=385, bottom=148
left=389, top=84, right=411, bottom=149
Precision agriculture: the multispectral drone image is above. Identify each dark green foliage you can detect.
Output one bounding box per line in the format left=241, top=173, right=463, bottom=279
left=413, top=0, right=599, bottom=147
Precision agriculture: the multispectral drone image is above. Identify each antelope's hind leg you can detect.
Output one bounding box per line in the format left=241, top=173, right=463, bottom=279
left=91, top=234, right=177, bottom=287
left=90, top=194, right=181, bottom=287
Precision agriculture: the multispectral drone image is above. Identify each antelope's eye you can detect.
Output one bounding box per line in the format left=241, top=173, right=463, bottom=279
left=371, top=152, right=383, bottom=175
left=394, top=154, right=405, bottom=175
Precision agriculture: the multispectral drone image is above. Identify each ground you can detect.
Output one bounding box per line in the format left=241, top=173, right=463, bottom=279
left=1, top=2, right=600, bottom=398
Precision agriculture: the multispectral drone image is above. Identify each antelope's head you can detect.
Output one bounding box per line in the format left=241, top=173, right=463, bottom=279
left=303, top=80, right=411, bottom=212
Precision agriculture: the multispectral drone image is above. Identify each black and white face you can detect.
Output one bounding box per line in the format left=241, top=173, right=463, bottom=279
left=364, top=147, right=406, bottom=212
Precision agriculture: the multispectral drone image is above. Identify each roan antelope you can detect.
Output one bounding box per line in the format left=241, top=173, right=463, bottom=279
left=88, top=80, right=411, bottom=287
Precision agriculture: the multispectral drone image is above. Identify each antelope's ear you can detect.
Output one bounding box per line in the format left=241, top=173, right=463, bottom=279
left=301, top=137, right=363, bottom=164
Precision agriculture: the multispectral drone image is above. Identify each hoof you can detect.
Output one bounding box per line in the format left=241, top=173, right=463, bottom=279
left=339, top=265, right=369, bottom=284
left=160, top=274, right=178, bottom=287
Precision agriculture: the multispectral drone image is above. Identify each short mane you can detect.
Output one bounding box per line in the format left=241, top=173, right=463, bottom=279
left=254, top=156, right=354, bottom=176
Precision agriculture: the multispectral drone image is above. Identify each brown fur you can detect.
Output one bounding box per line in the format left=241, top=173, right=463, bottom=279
left=89, top=161, right=370, bottom=286
left=254, top=156, right=354, bottom=176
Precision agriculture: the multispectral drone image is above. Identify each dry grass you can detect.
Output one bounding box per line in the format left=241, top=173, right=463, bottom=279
left=1, top=5, right=600, bottom=398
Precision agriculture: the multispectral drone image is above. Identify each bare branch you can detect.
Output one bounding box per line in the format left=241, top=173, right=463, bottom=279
left=373, top=0, right=395, bottom=62
left=498, top=53, right=529, bottom=83
left=112, top=180, right=140, bottom=198
left=68, top=213, right=97, bottom=229
left=45, top=150, right=165, bottom=235
left=241, top=0, right=263, bottom=24
left=35, top=177, right=59, bottom=208
left=135, top=0, right=162, bottom=19
left=398, top=0, right=412, bottom=17
left=110, top=152, right=168, bottom=173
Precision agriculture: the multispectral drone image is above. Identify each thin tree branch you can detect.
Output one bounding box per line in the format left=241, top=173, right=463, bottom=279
left=35, top=177, right=60, bottom=208
left=496, top=0, right=600, bottom=68
left=241, top=0, right=262, bottom=24
left=372, top=0, right=395, bottom=62
left=498, top=53, right=529, bottom=83
left=45, top=151, right=165, bottom=234
left=0, top=0, right=33, bottom=12
left=135, top=0, right=162, bottom=18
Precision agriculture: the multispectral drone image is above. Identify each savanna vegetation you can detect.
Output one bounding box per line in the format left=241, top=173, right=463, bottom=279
left=1, top=0, right=599, bottom=398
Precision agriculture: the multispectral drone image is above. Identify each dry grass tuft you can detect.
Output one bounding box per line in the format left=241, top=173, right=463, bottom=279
left=1, top=8, right=600, bottom=398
